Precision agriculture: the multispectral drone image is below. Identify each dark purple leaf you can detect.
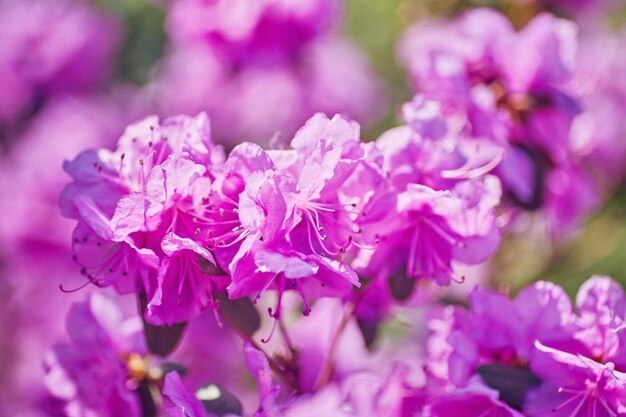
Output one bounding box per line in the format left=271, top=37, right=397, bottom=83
left=197, top=383, right=243, bottom=417
left=389, top=269, right=415, bottom=301
left=217, top=294, right=260, bottom=337
left=138, top=293, right=187, bottom=357
left=477, top=363, right=541, bottom=410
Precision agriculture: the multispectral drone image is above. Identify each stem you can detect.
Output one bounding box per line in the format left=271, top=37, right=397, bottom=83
left=246, top=337, right=289, bottom=381
left=220, top=309, right=300, bottom=393
left=313, top=300, right=357, bottom=391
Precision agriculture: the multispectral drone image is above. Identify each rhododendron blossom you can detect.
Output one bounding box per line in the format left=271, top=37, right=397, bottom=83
left=400, top=8, right=602, bottom=237
left=4, top=1, right=626, bottom=416
left=155, top=0, right=384, bottom=145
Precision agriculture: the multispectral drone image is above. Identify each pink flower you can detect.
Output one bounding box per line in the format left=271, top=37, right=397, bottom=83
left=225, top=115, right=373, bottom=327
left=572, top=276, right=626, bottom=368
left=155, top=0, right=383, bottom=146
left=0, top=0, right=120, bottom=126
left=162, top=372, right=217, bottom=417
left=399, top=8, right=601, bottom=237
left=61, top=113, right=226, bottom=325
left=525, top=342, right=626, bottom=417
left=44, top=294, right=146, bottom=417
left=167, top=0, right=341, bottom=61
left=358, top=177, right=501, bottom=286
left=430, top=378, right=526, bottom=417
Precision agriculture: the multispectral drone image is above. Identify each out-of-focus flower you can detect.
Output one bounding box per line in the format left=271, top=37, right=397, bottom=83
left=0, top=92, right=145, bottom=416
left=166, top=0, right=341, bottom=61
left=430, top=378, right=526, bottom=417
left=162, top=371, right=217, bottom=417
left=426, top=281, right=573, bottom=389
left=570, top=27, right=626, bottom=188
left=524, top=342, right=626, bottom=417
left=422, top=275, right=626, bottom=416
left=399, top=8, right=601, bottom=238
left=44, top=293, right=147, bottom=417
left=0, top=93, right=140, bottom=250
left=154, top=0, right=384, bottom=146
left=0, top=0, right=121, bottom=128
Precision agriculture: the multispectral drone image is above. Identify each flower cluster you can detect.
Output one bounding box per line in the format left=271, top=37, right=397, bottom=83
left=50, top=274, right=626, bottom=416
left=400, top=8, right=602, bottom=237
left=420, top=275, right=626, bottom=416
left=60, top=110, right=503, bottom=328
left=154, top=0, right=385, bottom=145
left=2, top=1, right=625, bottom=416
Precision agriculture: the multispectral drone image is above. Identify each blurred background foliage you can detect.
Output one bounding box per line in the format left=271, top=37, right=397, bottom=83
left=92, top=0, right=166, bottom=84
left=87, top=0, right=626, bottom=296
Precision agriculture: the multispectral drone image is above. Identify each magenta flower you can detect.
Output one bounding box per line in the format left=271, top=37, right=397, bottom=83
left=572, top=276, right=626, bottom=369
left=399, top=8, right=600, bottom=237
left=155, top=0, right=384, bottom=146
left=428, top=281, right=577, bottom=388
left=44, top=294, right=146, bottom=417
left=525, top=342, right=626, bottom=417
left=224, top=115, right=375, bottom=326
left=167, top=0, right=341, bottom=62
left=347, top=93, right=504, bottom=290
left=430, top=378, right=526, bottom=417
left=60, top=113, right=227, bottom=325
left=0, top=0, right=120, bottom=127
left=423, top=276, right=626, bottom=414
left=358, top=177, right=501, bottom=286
left=225, top=163, right=361, bottom=321
left=162, top=371, right=217, bottom=417
left=145, top=233, right=218, bottom=326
